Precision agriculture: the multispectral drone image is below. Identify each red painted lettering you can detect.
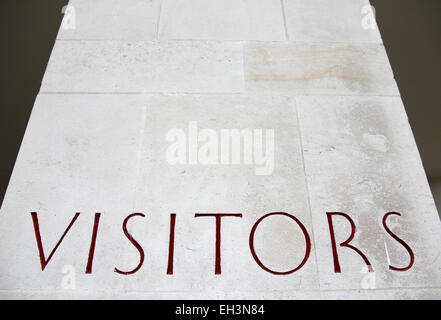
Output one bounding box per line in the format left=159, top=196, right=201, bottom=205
left=326, top=212, right=373, bottom=273
left=114, top=213, right=145, bottom=275
left=31, top=212, right=80, bottom=271
left=85, top=213, right=101, bottom=274
left=382, top=212, right=415, bottom=271
left=249, top=212, right=311, bottom=275
left=194, top=213, right=242, bottom=275
left=167, top=213, right=176, bottom=275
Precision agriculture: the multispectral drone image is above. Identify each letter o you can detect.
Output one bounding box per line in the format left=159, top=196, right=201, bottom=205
left=249, top=212, right=311, bottom=275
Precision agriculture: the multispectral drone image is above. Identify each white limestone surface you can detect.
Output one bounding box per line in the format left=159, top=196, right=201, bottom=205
left=0, top=94, right=147, bottom=293
left=297, top=96, right=441, bottom=291
left=128, top=94, right=317, bottom=293
left=1, top=0, right=440, bottom=299
left=283, top=0, right=382, bottom=43
left=158, top=0, right=286, bottom=40
left=57, top=0, right=161, bottom=40
left=0, top=288, right=440, bottom=300
left=41, top=41, right=244, bottom=93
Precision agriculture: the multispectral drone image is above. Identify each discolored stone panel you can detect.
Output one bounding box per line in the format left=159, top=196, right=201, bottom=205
left=244, top=42, right=399, bottom=96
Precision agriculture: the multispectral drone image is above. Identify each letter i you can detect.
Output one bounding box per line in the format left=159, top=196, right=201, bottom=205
left=86, top=213, right=101, bottom=274
left=167, top=213, right=176, bottom=275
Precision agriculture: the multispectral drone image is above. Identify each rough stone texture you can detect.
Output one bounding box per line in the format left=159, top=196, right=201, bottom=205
left=297, top=95, right=441, bottom=290
left=41, top=41, right=244, bottom=93
left=130, top=94, right=318, bottom=294
left=158, top=0, right=286, bottom=40
left=0, top=94, right=147, bottom=293
left=1, top=0, right=439, bottom=299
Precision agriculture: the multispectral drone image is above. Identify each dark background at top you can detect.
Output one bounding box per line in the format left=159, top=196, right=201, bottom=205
left=371, top=0, right=441, bottom=177
left=0, top=0, right=440, bottom=206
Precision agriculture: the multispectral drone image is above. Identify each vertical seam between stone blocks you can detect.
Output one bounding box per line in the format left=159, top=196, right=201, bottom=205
left=280, top=0, right=289, bottom=40
left=156, top=0, right=164, bottom=40
left=293, top=96, right=321, bottom=290
left=123, top=102, right=148, bottom=292
left=241, top=41, right=246, bottom=93
left=132, top=103, right=148, bottom=212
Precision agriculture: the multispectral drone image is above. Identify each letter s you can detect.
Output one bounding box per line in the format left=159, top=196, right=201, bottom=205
left=115, top=213, right=146, bottom=275
left=383, top=212, right=415, bottom=272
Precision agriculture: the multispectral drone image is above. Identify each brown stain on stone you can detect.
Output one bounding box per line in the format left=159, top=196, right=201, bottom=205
left=244, top=43, right=390, bottom=85
left=246, top=66, right=366, bottom=82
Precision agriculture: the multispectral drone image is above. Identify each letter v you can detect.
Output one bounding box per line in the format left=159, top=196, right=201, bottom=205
left=31, top=212, right=80, bottom=270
